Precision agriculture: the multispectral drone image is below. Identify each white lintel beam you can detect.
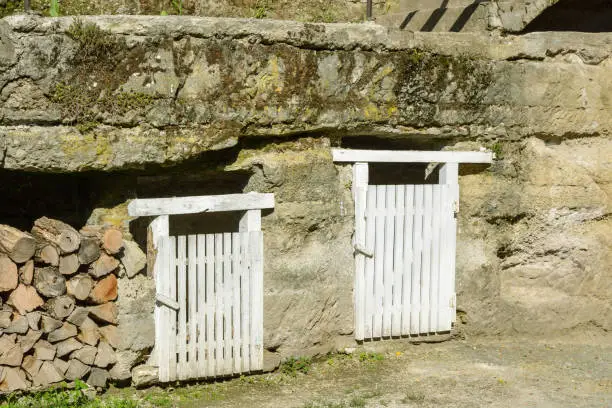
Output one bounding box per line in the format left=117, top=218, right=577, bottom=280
left=128, top=193, right=275, bottom=217
left=332, top=149, right=494, bottom=164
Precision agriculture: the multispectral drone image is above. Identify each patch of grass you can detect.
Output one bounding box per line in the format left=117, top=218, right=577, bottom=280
left=280, top=356, right=312, bottom=376
left=49, top=0, right=60, bottom=16
left=251, top=0, right=270, bottom=18
left=358, top=352, right=384, bottom=363
left=0, top=381, right=138, bottom=408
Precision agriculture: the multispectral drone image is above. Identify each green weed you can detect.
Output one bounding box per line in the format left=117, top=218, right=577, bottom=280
left=0, top=381, right=137, bottom=408
left=49, top=0, right=60, bottom=16
left=280, top=356, right=312, bottom=376
left=358, top=352, right=384, bottom=363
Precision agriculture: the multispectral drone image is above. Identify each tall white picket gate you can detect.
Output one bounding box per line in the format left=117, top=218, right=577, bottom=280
left=128, top=193, right=274, bottom=381
left=333, top=149, right=493, bottom=340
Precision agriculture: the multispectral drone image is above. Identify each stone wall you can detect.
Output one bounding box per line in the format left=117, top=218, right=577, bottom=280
left=0, top=16, right=610, bottom=368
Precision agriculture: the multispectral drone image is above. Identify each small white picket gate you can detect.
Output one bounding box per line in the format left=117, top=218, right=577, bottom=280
left=128, top=193, right=274, bottom=382
left=333, top=148, right=494, bottom=341
left=357, top=184, right=455, bottom=339
left=155, top=232, right=263, bottom=381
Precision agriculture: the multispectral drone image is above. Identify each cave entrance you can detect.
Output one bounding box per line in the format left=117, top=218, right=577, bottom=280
left=332, top=149, right=493, bottom=341
left=127, top=193, right=275, bottom=382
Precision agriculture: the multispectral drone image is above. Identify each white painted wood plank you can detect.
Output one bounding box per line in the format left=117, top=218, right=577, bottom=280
left=250, top=231, right=264, bottom=371
left=401, top=185, right=414, bottom=335
left=149, top=215, right=169, bottom=373
left=430, top=187, right=441, bottom=333
left=352, top=163, right=368, bottom=341
left=382, top=185, right=395, bottom=338
left=214, top=234, right=224, bottom=376
left=128, top=193, right=275, bottom=217
left=187, top=235, right=198, bottom=378
left=176, top=236, right=188, bottom=379
left=410, top=186, right=423, bottom=335
left=332, top=149, right=493, bottom=164
left=232, top=233, right=241, bottom=375
left=168, top=236, right=178, bottom=381
left=223, top=233, right=233, bottom=375
left=196, top=234, right=207, bottom=377
left=392, top=185, right=405, bottom=337
left=241, top=232, right=251, bottom=371
left=363, top=187, right=376, bottom=340
left=239, top=209, right=262, bottom=232
left=373, top=185, right=385, bottom=338
left=439, top=163, right=458, bottom=325
left=205, top=235, right=215, bottom=377
left=439, top=186, right=454, bottom=332
left=156, top=236, right=169, bottom=382
left=420, top=186, right=433, bottom=334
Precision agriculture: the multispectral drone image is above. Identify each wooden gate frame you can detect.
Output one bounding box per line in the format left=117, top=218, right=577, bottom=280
left=127, top=192, right=275, bottom=378
left=332, top=149, right=493, bottom=340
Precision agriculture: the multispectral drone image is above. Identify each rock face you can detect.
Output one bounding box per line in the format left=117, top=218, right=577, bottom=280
left=0, top=14, right=609, bottom=375
left=0, top=16, right=610, bottom=173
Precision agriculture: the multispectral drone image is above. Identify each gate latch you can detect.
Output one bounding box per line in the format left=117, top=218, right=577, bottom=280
left=156, top=293, right=180, bottom=311
left=354, top=243, right=374, bottom=258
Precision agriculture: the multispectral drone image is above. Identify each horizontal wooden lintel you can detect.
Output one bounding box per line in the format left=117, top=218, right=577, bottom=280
left=332, top=149, right=494, bottom=164
left=128, top=193, right=275, bottom=217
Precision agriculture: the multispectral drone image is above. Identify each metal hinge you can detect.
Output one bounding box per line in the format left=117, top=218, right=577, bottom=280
left=156, top=293, right=180, bottom=311
left=453, top=201, right=459, bottom=214
left=354, top=243, right=374, bottom=258
left=449, top=293, right=456, bottom=309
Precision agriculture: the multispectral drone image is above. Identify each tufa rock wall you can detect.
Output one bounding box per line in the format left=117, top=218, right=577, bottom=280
left=0, top=16, right=610, bottom=361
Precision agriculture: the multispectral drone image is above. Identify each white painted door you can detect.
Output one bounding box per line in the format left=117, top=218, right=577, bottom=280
left=155, top=232, right=264, bottom=381
left=354, top=183, right=456, bottom=340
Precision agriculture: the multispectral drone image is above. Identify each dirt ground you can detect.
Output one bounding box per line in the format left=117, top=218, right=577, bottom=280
left=108, top=331, right=611, bottom=407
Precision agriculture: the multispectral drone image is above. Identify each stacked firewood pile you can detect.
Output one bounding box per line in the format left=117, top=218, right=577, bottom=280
left=0, top=217, right=127, bottom=392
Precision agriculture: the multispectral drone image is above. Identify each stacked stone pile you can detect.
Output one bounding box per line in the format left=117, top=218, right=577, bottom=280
left=0, top=218, right=138, bottom=392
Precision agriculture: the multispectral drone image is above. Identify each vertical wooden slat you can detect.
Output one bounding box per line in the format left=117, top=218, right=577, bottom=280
left=430, top=187, right=441, bottom=332
left=223, top=233, right=233, bottom=375
left=439, top=163, right=458, bottom=324
left=205, top=234, right=215, bottom=376
left=364, top=187, right=376, bottom=340
left=196, top=234, right=206, bottom=377
left=420, top=186, right=433, bottom=334
left=214, top=234, right=224, bottom=376
left=382, top=185, right=395, bottom=337
left=352, top=163, right=368, bottom=341
left=156, top=236, right=169, bottom=382
left=438, top=186, right=453, bottom=332
left=373, top=185, right=386, bottom=338
left=401, top=185, right=414, bottom=335
left=176, top=236, right=188, bottom=379
left=250, top=231, right=264, bottom=370
left=232, top=233, right=241, bottom=374
left=187, top=235, right=198, bottom=377
left=168, top=236, right=177, bottom=381
left=392, top=185, right=405, bottom=337
left=241, top=232, right=251, bottom=371
left=410, top=186, right=423, bottom=335
left=149, top=215, right=168, bottom=372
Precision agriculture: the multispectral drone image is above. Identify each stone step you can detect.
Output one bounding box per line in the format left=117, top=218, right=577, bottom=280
left=375, top=3, right=489, bottom=32
left=399, top=0, right=483, bottom=9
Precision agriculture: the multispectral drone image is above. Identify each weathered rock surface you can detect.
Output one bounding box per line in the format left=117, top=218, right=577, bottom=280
left=0, top=16, right=609, bottom=173
left=131, top=365, right=158, bottom=388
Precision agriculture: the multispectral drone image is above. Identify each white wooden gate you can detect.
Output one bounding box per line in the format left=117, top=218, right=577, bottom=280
left=128, top=193, right=274, bottom=381
left=332, top=149, right=493, bottom=341
left=155, top=232, right=263, bottom=381
left=357, top=184, right=455, bottom=339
